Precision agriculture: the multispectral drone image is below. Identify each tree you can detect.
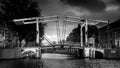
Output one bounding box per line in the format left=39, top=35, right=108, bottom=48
left=0, top=0, right=46, bottom=45
left=0, top=0, right=40, bottom=19
left=66, top=24, right=98, bottom=43
left=66, top=25, right=80, bottom=42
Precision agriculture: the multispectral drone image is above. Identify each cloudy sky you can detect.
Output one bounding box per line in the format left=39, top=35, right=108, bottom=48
left=36, top=0, right=120, bottom=45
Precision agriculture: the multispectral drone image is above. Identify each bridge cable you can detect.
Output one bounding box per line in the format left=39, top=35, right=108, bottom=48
left=62, top=19, right=67, bottom=46
left=44, top=34, right=54, bottom=47
left=56, top=17, right=62, bottom=45
left=56, top=18, right=60, bottom=44
left=56, top=19, right=58, bottom=44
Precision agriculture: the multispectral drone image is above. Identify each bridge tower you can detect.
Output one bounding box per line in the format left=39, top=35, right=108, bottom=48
left=65, top=16, right=108, bottom=47
left=13, top=16, right=58, bottom=58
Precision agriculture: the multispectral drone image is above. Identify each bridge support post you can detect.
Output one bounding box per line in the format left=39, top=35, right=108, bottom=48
left=36, top=18, right=40, bottom=44
left=81, top=23, right=85, bottom=47
left=36, top=18, right=41, bottom=59
left=81, top=25, right=83, bottom=47
left=38, top=46, right=41, bottom=59
left=80, top=19, right=88, bottom=47
left=85, top=20, right=88, bottom=47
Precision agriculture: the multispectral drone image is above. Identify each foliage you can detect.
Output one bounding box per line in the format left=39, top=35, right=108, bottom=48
left=0, top=0, right=46, bottom=43
left=0, top=0, right=39, bottom=19
left=66, top=24, right=98, bottom=43
left=66, top=25, right=80, bottom=42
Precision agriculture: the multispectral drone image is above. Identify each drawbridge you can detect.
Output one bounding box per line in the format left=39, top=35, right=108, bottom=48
left=13, top=16, right=108, bottom=58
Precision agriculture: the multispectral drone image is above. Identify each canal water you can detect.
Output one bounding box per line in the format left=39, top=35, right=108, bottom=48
left=0, top=53, right=120, bottom=68
left=42, top=53, right=74, bottom=59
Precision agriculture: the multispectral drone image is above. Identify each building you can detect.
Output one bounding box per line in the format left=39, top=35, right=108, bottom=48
left=98, top=19, right=120, bottom=49
left=0, top=24, right=19, bottom=48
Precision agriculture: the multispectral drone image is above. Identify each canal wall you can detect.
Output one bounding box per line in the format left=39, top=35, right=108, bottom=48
left=84, top=47, right=120, bottom=59
left=84, top=47, right=104, bottom=59
left=1, top=47, right=120, bottom=59
left=0, top=48, right=22, bottom=59
left=0, top=47, right=41, bottom=59
left=104, top=49, right=120, bottom=59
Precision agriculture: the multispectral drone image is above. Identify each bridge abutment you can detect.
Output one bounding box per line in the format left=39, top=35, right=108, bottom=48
left=84, top=47, right=104, bottom=59
left=67, top=48, right=84, bottom=58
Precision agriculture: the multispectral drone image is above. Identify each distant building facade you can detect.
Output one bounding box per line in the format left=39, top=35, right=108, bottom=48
left=98, top=20, right=120, bottom=49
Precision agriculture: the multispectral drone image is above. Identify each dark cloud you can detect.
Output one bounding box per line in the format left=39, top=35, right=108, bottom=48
left=117, top=0, right=120, bottom=2
left=36, top=0, right=50, bottom=5
left=60, top=0, right=106, bottom=12
left=106, top=0, right=120, bottom=5
left=115, top=0, right=120, bottom=4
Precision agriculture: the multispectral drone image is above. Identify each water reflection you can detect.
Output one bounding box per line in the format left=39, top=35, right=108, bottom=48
left=0, top=59, right=43, bottom=68
left=0, top=53, right=120, bottom=68
left=42, top=53, right=120, bottom=68
left=42, top=53, right=74, bottom=59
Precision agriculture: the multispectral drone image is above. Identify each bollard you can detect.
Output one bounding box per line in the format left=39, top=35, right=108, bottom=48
left=38, top=46, right=41, bottom=59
